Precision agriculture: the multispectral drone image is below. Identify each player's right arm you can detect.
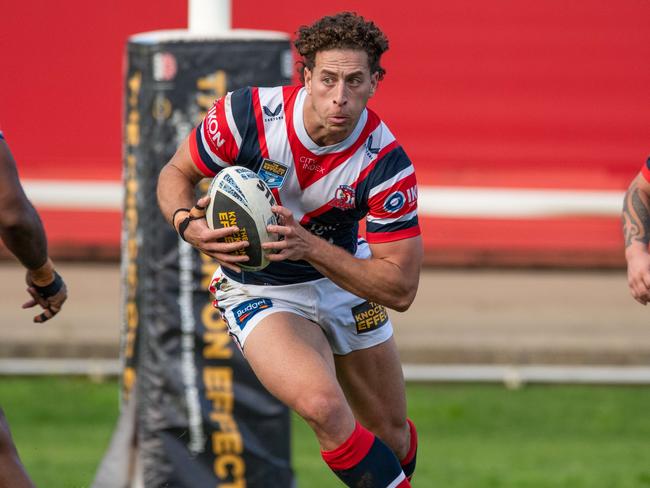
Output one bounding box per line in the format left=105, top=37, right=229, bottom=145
left=622, top=162, right=650, bottom=304
left=158, top=89, right=255, bottom=271
left=157, top=136, right=250, bottom=272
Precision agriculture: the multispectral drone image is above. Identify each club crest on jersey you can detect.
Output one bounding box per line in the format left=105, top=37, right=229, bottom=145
left=258, top=159, right=288, bottom=189
left=332, top=185, right=356, bottom=210
left=383, top=191, right=406, bottom=213
left=233, top=298, right=272, bottom=329
left=352, top=301, right=389, bottom=334
left=263, top=103, right=283, bottom=121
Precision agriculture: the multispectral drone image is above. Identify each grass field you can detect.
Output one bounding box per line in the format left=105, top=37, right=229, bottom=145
left=1, top=377, right=650, bottom=487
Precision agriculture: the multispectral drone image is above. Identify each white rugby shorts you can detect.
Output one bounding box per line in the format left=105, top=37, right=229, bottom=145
left=209, top=241, right=394, bottom=355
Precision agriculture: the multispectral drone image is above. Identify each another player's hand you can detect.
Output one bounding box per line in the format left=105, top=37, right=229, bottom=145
left=626, top=250, right=650, bottom=305
left=263, top=206, right=316, bottom=262
left=177, top=196, right=250, bottom=273
left=22, top=259, right=68, bottom=323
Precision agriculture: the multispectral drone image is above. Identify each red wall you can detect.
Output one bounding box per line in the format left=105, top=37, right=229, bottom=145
left=0, top=1, right=185, bottom=180
left=1, top=1, right=649, bottom=264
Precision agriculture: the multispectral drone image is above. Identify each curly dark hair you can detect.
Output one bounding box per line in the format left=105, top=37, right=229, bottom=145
left=294, top=12, right=389, bottom=83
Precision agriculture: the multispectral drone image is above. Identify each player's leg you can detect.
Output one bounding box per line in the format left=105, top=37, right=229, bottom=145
left=335, top=337, right=419, bottom=481
left=243, top=311, right=353, bottom=449
left=243, top=312, right=410, bottom=487
left=0, top=408, right=36, bottom=488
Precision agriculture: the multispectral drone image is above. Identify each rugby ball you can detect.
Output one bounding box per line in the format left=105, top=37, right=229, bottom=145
left=206, top=166, right=278, bottom=271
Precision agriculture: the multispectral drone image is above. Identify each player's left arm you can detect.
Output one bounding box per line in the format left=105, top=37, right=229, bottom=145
left=0, top=138, right=67, bottom=322
left=264, top=207, right=422, bottom=312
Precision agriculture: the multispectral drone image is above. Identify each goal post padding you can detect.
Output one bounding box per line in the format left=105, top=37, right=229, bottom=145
left=94, top=31, right=295, bottom=488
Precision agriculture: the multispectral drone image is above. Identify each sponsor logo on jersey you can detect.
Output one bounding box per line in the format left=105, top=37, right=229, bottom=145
left=352, top=301, right=388, bottom=334
left=383, top=191, right=406, bottom=213
left=263, top=103, right=283, bottom=122
left=332, top=185, right=356, bottom=209
left=299, top=155, right=325, bottom=174
left=307, top=222, right=339, bottom=237
left=365, top=134, right=380, bottom=158
left=206, top=103, right=226, bottom=148
left=406, top=185, right=417, bottom=204
left=233, top=298, right=272, bottom=329
left=258, top=159, right=288, bottom=189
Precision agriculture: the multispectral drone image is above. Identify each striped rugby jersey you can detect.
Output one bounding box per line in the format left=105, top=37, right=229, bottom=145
left=190, top=85, right=420, bottom=285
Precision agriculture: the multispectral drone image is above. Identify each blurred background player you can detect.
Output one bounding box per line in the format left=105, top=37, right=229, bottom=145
left=158, top=12, right=419, bottom=487
left=622, top=157, right=650, bottom=304
left=0, top=129, right=68, bottom=488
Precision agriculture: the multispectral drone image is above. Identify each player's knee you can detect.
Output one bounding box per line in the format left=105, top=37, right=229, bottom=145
left=294, top=391, right=347, bottom=432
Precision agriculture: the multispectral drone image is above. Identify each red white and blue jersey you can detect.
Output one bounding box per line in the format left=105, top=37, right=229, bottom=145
left=190, top=85, right=420, bottom=285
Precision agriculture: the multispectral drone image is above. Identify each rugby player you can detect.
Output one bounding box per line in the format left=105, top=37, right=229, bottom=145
left=0, top=129, right=68, bottom=487
left=623, top=157, right=650, bottom=304
left=158, top=12, right=421, bottom=486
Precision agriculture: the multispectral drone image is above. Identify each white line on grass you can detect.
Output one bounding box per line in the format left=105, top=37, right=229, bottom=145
left=402, top=364, right=650, bottom=386
left=3, top=359, right=650, bottom=385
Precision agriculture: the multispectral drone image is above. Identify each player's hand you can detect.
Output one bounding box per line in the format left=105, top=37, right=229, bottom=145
left=626, top=250, right=650, bottom=305
left=176, top=196, right=250, bottom=273
left=263, top=205, right=316, bottom=262
left=22, top=259, right=68, bottom=323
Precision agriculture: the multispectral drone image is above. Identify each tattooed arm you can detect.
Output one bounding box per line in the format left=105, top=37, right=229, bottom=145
left=622, top=172, right=650, bottom=304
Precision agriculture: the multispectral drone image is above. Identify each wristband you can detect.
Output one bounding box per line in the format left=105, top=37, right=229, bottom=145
left=176, top=203, right=207, bottom=241
left=33, top=271, right=64, bottom=299
left=172, top=207, right=191, bottom=232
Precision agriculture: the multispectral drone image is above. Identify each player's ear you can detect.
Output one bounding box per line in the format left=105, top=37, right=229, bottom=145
left=369, top=72, right=379, bottom=98
left=304, top=67, right=313, bottom=94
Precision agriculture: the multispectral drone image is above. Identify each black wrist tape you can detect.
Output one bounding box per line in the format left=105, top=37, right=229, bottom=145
left=178, top=215, right=192, bottom=241
left=172, top=207, right=191, bottom=231
left=177, top=214, right=205, bottom=242
left=33, top=271, right=64, bottom=299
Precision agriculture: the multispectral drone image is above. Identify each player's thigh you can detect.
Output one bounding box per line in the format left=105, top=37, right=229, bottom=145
left=334, top=336, right=407, bottom=431
left=243, top=311, right=341, bottom=411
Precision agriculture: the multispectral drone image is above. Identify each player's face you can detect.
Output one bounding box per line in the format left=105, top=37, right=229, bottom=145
left=303, top=49, right=379, bottom=146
